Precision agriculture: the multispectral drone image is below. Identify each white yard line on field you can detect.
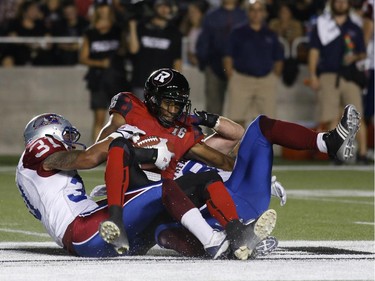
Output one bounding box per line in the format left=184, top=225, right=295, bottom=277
left=0, top=241, right=373, bottom=281
left=354, top=221, right=375, bottom=226
left=0, top=228, right=50, bottom=238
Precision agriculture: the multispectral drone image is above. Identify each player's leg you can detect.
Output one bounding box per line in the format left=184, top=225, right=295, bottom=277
left=99, top=137, right=135, bottom=254
left=224, top=116, right=274, bottom=221
left=227, top=105, right=360, bottom=220
left=175, top=170, right=275, bottom=260
left=155, top=222, right=206, bottom=257
left=64, top=183, right=166, bottom=257
left=161, top=179, right=229, bottom=259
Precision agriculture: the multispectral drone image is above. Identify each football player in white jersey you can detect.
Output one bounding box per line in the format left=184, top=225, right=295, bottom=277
left=16, top=103, right=360, bottom=258
left=16, top=113, right=261, bottom=259
left=16, top=113, right=182, bottom=257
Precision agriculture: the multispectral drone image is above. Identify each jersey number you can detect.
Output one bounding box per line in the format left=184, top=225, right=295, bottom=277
left=30, top=137, right=62, bottom=158
left=68, top=175, right=88, bottom=203
left=172, top=127, right=187, bottom=138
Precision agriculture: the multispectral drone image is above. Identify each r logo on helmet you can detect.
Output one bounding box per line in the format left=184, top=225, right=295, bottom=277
left=153, top=70, right=173, bottom=86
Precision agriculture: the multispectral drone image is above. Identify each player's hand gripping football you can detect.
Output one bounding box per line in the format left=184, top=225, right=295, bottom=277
left=110, top=124, right=146, bottom=143
left=153, top=138, right=175, bottom=170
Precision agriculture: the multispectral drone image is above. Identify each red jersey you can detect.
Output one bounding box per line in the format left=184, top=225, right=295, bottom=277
left=109, top=92, right=204, bottom=179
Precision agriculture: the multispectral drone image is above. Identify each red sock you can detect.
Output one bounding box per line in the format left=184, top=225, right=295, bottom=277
left=162, top=179, right=195, bottom=221
left=206, top=181, right=239, bottom=227
left=260, top=116, right=318, bottom=150
left=105, top=146, right=129, bottom=207
left=157, top=228, right=205, bottom=257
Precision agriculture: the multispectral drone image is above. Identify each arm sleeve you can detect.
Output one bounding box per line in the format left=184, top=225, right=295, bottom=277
left=309, top=25, right=321, bottom=49
left=108, top=92, right=133, bottom=118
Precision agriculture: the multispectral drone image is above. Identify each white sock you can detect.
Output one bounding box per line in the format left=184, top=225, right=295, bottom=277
left=317, top=133, right=327, bottom=153
left=180, top=208, right=213, bottom=246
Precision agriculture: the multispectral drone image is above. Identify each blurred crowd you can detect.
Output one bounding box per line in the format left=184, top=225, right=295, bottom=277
left=0, top=0, right=353, bottom=67
left=0, top=0, right=373, bottom=164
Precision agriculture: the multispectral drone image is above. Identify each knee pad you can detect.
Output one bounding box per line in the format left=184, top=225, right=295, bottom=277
left=109, top=138, right=135, bottom=165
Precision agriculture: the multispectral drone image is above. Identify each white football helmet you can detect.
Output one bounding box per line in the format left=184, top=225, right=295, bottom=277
left=23, top=113, right=84, bottom=149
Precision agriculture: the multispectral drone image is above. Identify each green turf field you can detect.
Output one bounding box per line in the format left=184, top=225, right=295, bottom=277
left=0, top=162, right=373, bottom=242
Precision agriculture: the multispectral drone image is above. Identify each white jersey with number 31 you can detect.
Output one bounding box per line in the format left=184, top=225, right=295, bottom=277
left=15, top=136, right=99, bottom=246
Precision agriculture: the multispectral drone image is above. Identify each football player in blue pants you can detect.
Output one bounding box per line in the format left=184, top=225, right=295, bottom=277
left=153, top=104, right=360, bottom=257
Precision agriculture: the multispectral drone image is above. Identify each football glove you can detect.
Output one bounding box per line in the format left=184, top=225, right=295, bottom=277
left=90, top=184, right=107, bottom=197
left=192, top=109, right=219, bottom=128
left=109, top=124, right=146, bottom=143
left=271, top=176, right=287, bottom=206
left=153, top=138, right=174, bottom=170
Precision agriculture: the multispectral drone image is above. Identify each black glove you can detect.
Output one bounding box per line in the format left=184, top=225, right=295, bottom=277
left=192, top=109, right=219, bottom=128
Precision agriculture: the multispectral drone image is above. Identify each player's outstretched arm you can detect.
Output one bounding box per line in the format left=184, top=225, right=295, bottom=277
left=186, top=142, right=235, bottom=171
left=193, top=109, right=245, bottom=155
left=43, top=138, right=111, bottom=171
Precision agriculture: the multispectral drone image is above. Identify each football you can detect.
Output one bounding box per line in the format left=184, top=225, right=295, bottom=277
left=133, top=136, right=162, bottom=149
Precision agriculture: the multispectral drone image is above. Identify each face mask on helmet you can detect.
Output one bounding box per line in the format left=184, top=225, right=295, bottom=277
left=23, top=113, right=86, bottom=150
left=144, top=68, right=191, bottom=127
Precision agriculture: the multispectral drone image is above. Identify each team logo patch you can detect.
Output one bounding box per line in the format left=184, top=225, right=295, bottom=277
left=33, top=115, right=62, bottom=129
left=152, top=69, right=173, bottom=86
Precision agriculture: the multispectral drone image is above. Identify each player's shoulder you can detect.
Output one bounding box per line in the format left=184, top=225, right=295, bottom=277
left=23, top=136, right=67, bottom=169
left=109, top=92, right=145, bottom=114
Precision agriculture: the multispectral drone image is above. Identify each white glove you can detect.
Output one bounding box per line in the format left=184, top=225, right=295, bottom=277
left=90, top=184, right=107, bottom=197
left=153, top=138, right=174, bottom=170
left=108, top=124, right=146, bottom=143
left=271, top=176, right=287, bottom=206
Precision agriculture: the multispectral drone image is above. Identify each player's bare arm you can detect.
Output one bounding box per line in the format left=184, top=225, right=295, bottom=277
left=185, top=142, right=235, bottom=171
left=96, top=112, right=126, bottom=142
left=43, top=138, right=111, bottom=171
left=204, top=116, right=244, bottom=155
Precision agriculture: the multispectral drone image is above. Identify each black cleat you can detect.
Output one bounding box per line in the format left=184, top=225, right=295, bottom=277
left=323, top=104, right=360, bottom=162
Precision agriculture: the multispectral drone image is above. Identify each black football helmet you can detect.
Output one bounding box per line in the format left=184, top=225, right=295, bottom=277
left=144, top=68, right=191, bottom=127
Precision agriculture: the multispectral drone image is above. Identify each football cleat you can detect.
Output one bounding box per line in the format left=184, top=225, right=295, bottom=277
left=226, top=209, right=277, bottom=260
left=99, top=220, right=130, bottom=255
left=204, top=230, right=230, bottom=259
left=245, top=209, right=277, bottom=258
left=323, top=104, right=360, bottom=161
left=250, top=236, right=278, bottom=258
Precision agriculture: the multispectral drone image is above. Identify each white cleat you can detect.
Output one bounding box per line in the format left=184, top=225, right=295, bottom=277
left=99, top=220, right=130, bottom=255
left=244, top=209, right=277, bottom=259
left=226, top=209, right=277, bottom=260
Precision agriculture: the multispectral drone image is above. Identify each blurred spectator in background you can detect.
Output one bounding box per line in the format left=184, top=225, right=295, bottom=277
left=0, top=0, right=23, bottom=35
left=74, top=0, right=93, bottom=20
left=269, top=4, right=303, bottom=45
left=269, top=3, right=303, bottom=86
left=79, top=1, right=127, bottom=142
left=1, top=0, right=54, bottom=66
left=223, top=0, right=284, bottom=127
left=40, top=0, right=63, bottom=31
left=362, top=0, right=374, bottom=151
left=127, top=0, right=182, bottom=99
left=308, top=0, right=369, bottom=164
left=196, top=0, right=247, bottom=115
left=53, top=0, right=89, bottom=65
left=289, top=0, right=319, bottom=24
left=0, top=0, right=23, bottom=64
left=179, top=0, right=209, bottom=66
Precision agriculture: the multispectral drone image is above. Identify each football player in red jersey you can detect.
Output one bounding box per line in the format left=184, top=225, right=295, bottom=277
left=97, top=68, right=277, bottom=260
